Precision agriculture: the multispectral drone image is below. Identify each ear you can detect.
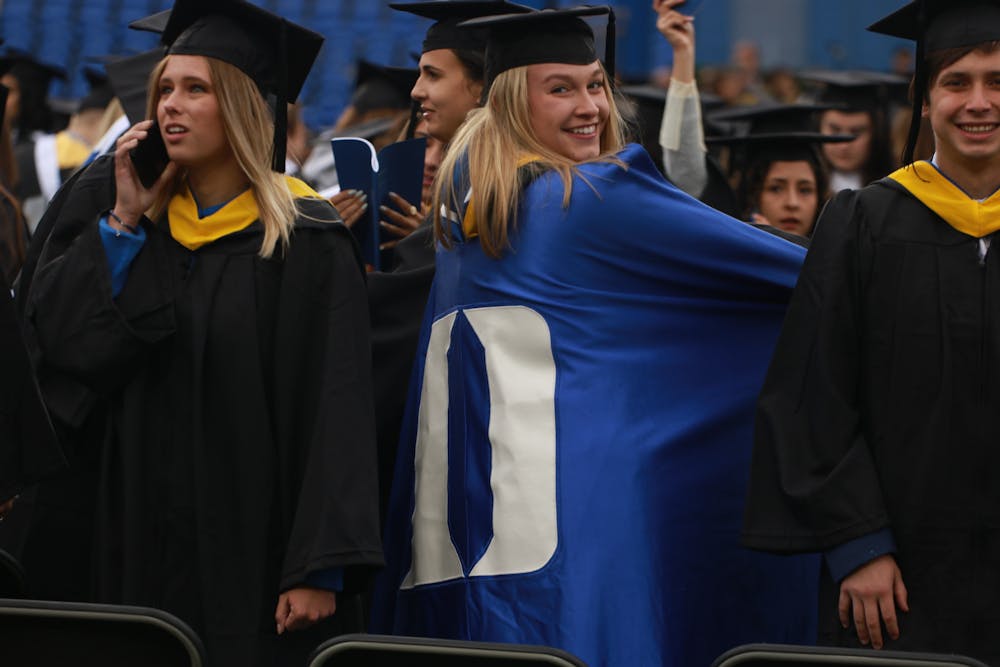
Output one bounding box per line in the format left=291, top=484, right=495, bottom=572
left=921, top=98, right=930, bottom=118
left=469, top=80, right=484, bottom=105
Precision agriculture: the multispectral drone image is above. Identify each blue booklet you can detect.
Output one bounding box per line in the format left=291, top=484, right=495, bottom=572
left=331, top=136, right=426, bottom=270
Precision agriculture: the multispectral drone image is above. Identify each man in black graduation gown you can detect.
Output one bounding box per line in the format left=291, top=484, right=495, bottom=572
left=743, top=1, right=1000, bottom=663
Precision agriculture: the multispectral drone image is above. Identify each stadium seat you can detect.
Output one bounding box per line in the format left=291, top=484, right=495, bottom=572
left=307, top=633, right=589, bottom=667
left=0, top=598, right=206, bottom=666
left=712, top=643, right=990, bottom=667
left=0, top=548, right=25, bottom=596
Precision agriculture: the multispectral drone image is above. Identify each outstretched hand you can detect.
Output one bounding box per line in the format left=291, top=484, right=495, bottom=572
left=838, top=554, right=909, bottom=650
left=653, top=0, right=695, bottom=51
left=653, top=0, right=696, bottom=84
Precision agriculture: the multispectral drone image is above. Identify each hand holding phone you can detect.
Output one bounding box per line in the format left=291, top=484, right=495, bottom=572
left=129, top=121, right=170, bottom=189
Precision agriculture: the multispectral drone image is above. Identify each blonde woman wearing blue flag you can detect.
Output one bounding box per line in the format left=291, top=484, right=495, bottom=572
left=373, top=7, right=819, bottom=667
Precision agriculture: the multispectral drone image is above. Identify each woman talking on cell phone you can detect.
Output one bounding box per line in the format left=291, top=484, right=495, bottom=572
left=16, top=1, right=382, bottom=665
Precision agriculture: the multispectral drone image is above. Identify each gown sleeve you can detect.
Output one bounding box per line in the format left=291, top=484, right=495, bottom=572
left=742, top=188, right=892, bottom=553
left=22, top=164, right=175, bottom=427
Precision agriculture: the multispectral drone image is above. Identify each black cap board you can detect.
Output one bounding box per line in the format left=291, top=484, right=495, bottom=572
left=79, top=59, right=115, bottom=113
left=708, top=102, right=841, bottom=136
left=799, top=69, right=909, bottom=113
left=129, top=10, right=172, bottom=34
left=706, top=103, right=852, bottom=174
left=868, top=0, right=1000, bottom=50
left=389, top=1, right=534, bottom=54
left=868, top=0, right=1000, bottom=163
left=460, top=6, right=616, bottom=91
left=160, top=0, right=325, bottom=172
left=105, top=49, right=165, bottom=124
left=352, top=60, right=418, bottom=114
left=0, top=48, right=66, bottom=82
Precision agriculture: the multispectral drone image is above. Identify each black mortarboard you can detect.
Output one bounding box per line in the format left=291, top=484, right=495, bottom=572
left=159, top=0, right=325, bottom=172
left=706, top=103, right=853, bottom=175
left=460, top=6, right=616, bottom=91
left=389, top=1, right=534, bottom=54
left=129, top=10, right=172, bottom=34
left=708, top=102, right=840, bottom=138
left=869, top=0, right=1000, bottom=163
left=0, top=48, right=66, bottom=136
left=799, top=69, right=909, bottom=113
left=0, top=48, right=66, bottom=82
left=105, top=49, right=165, bottom=124
left=868, top=0, right=1000, bottom=50
left=78, top=59, right=115, bottom=113
left=619, top=84, right=724, bottom=174
left=621, top=83, right=725, bottom=115
left=351, top=60, right=418, bottom=114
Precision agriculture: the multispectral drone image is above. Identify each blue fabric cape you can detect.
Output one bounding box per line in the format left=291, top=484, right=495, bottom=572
left=371, top=144, right=818, bottom=667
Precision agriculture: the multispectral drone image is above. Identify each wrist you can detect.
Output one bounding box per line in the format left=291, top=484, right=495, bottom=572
left=108, top=209, right=139, bottom=234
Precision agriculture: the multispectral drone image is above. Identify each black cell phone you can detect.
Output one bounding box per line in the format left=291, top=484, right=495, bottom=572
left=129, top=121, right=170, bottom=189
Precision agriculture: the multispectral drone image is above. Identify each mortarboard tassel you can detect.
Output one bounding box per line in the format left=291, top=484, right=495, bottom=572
left=272, top=18, right=289, bottom=173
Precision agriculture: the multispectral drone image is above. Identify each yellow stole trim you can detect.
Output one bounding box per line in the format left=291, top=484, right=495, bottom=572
left=55, top=131, right=91, bottom=169
left=889, top=161, right=1000, bottom=238
left=169, top=176, right=321, bottom=251
left=460, top=154, right=543, bottom=240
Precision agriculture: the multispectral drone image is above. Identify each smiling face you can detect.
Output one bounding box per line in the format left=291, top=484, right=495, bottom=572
left=411, top=49, right=483, bottom=144
left=155, top=55, right=234, bottom=172
left=757, top=160, right=819, bottom=237
left=525, top=60, right=609, bottom=162
left=924, top=48, right=1000, bottom=176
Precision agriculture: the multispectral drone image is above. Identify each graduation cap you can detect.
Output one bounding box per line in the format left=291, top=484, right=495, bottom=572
left=77, top=59, right=115, bottom=113
left=621, top=83, right=725, bottom=115
left=104, top=49, right=165, bottom=124
left=868, top=0, right=1000, bottom=163
left=619, top=84, right=725, bottom=172
left=459, top=6, right=617, bottom=91
left=128, top=10, right=171, bottom=34
left=799, top=69, right=910, bottom=113
left=0, top=48, right=66, bottom=137
left=351, top=60, right=418, bottom=115
left=706, top=103, right=853, bottom=176
left=708, top=102, right=841, bottom=138
left=0, top=48, right=66, bottom=82
left=389, top=0, right=535, bottom=54
left=159, top=0, right=325, bottom=172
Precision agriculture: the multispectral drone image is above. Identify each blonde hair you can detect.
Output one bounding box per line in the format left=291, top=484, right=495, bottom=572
left=145, top=56, right=298, bottom=258
left=432, top=62, right=627, bottom=259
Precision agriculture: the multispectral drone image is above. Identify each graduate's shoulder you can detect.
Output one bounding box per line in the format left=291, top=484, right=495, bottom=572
left=285, top=177, right=355, bottom=239
left=822, top=174, right=963, bottom=244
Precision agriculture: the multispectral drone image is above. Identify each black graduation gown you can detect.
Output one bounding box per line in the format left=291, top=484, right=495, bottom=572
left=743, top=178, right=1000, bottom=663
left=22, top=185, right=383, bottom=666
left=0, top=158, right=114, bottom=601
left=0, top=188, right=27, bottom=286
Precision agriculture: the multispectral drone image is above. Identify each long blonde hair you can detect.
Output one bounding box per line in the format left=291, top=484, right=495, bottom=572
left=432, top=62, right=626, bottom=259
left=145, top=56, right=297, bottom=258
